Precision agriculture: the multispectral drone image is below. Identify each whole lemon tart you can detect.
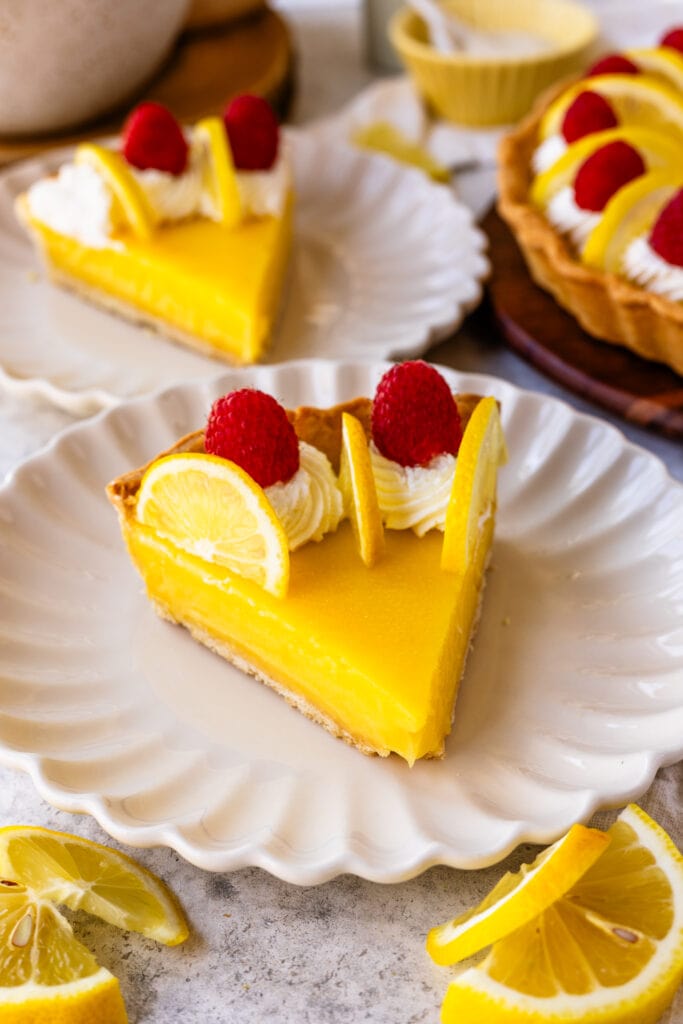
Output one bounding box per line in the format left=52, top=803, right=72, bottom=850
left=16, top=97, right=292, bottom=365
left=498, top=34, right=683, bottom=375
left=107, top=363, right=506, bottom=765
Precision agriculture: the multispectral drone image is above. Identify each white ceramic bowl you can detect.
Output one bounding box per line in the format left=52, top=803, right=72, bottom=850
left=0, top=0, right=191, bottom=136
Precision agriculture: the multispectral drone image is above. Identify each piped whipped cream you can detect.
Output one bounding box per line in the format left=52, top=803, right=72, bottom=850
left=369, top=444, right=455, bottom=536
left=532, top=134, right=567, bottom=175
left=546, top=186, right=600, bottom=251
left=265, top=442, right=343, bottom=551
left=622, top=235, right=683, bottom=302
left=25, top=132, right=290, bottom=246
left=25, top=162, right=120, bottom=249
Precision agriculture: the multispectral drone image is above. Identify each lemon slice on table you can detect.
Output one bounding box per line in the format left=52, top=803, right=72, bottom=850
left=439, top=805, right=683, bottom=1024
left=0, top=825, right=188, bottom=945
left=136, top=452, right=290, bottom=598
left=339, top=411, right=384, bottom=567
left=75, top=143, right=157, bottom=241
left=582, top=170, right=683, bottom=272
left=540, top=75, right=683, bottom=141
left=352, top=122, right=451, bottom=183
left=627, top=47, right=683, bottom=92
left=530, top=127, right=683, bottom=209
left=427, top=823, right=610, bottom=967
left=441, top=397, right=506, bottom=574
left=0, top=879, right=127, bottom=1024
left=195, top=116, right=242, bottom=229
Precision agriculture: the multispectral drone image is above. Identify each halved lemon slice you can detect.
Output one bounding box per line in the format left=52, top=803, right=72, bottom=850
left=540, top=74, right=683, bottom=141
left=627, top=47, right=683, bottom=92
left=582, top=169, right=683, bottom=271
left=441, top=397, right=506, bottom=574
left=339, top=411, right=384, bottom=567
left=427, top=823, right=610, bottom=967
left=441, top=805, right=683, bottom=1024
left=530, top=127, right=683, bottom=209
left=75, top=143, right=157, bottom=240
left=0, top=825, right=188, bottom=946
left=352, top=122, right=450, bottom=183
left=0, top=880, right=127, bottom=1024
left=195, top=116, right=242, bottom=228
left=136, top=452, right=289, bottom=597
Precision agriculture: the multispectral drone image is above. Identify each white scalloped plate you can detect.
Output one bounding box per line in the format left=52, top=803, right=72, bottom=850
left=0, top=130, right=487, bottom=415
left=1, top=361, right=682, bottom=883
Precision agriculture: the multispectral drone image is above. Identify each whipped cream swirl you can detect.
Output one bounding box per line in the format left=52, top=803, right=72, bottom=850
left=265, top=442, right=343, bottom=551
left=25, top=163, right=120, bottom=249
left=622, top=235, right=683, bottom=302
left=546, top=186, right=600, bottom=252
left=532, top=134, right=567, bottom=175
left=369, top=444, right=456, bottom=536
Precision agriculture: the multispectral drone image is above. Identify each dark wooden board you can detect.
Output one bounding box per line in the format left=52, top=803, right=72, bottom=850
left=483, top=207, right=683, bottom=439
left=0, top=8, right=294, bottom=167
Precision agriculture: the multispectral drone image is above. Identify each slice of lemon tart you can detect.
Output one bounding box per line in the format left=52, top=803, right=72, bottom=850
left=16, top=97, right=293, bottom=365
left=107, top=363, right=506, bottom=765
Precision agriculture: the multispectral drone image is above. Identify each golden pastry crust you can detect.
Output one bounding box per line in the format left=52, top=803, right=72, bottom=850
left=497, top=88, right=683, bottom=375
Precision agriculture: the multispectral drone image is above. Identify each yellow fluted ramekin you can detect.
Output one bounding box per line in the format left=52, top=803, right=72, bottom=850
left=390, top=0, right=598, bottom=127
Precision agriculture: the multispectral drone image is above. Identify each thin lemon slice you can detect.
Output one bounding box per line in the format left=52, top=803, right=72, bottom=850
left=75, top=143, right=156, bottom=240
left=441, top=805, right=683, bottom=1024
left=195, top=116, right=242, bottom=228
left=0, top=880, right=127, bottom=1024
left=441, top=397, right=506, bottom=574
left=136, top=452, right=289, bottom=598
left=0, top=826, right=188, bottom=946
left=352, top=122, right=450, bottom=183
left=427, top=823, right=610, bottom=967
left=338, top=412, right=384, bottom=567
left=530, top=126, right=683, bottom=209
left=540, top=74, right=683, bottom=141
left=582, top=169, right=683, bottom=271
left=627, top=47, right=683, bottom=91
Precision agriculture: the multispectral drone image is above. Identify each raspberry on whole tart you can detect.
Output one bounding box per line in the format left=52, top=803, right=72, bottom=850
left=122, top=102, right=189, bottom=176
left=660, top=27, right=683, bottom=54
left=205, top=389, right=300, bottom=488
left=561, top=91, right=619, bottom=143
left=573, top=140, right=646, bottom=212
left=371, top=361, right=462, bottom=468
left=223, top=94, right=280, bottom=171
left=649, top=189, right=683, bottom=267
left=587, top=53, right=640, bottom=77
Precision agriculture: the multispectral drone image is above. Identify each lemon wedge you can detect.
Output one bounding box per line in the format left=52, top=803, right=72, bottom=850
left=540, top=74, right=683, bottom=141
left=0, top=879, right=127, bottom=1024
left=441, top=397, right=506, bottom=574
left=195, top=116, right=242, bottom=229
left=352, top=122, right=450, bottom=183
left=75, top=143, right=157, bottom=240
left=0, top=825, right=188, bottom=946
left=427, top=823, right=610, bottom=967
left=136, top=452, right=290, bottom=597
left=339, top=411, right=384, bottom=567
left=582, top=169, right=683, bottom=271
left=440, top=805, right=683, bottom=1024
left=530, top=127, right=683, bottom=209
left=627, top=47, right=683, bottom=91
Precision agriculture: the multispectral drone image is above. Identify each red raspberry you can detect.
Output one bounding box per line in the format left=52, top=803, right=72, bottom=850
left=223, top=94, right=280, bottom=171
left=660, top=27, right=683, bottom=53
left=561, top=90, right=619, bottom=143
left=122, top=102, right=189, bottom=176
left=205, top=389, right=299, bottom=488
left=649, top=188, right=683, bottom=267
left=573, top=140, right=645, bottom=212
left=587, top=53, right=640, bottom=77
left=371, top=361, right=462, bottom=468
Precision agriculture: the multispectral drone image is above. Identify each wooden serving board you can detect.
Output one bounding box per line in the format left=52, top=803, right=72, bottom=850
left=484, top=207, right=683, bottom=440
left=0, top=7, right=294, bottom=167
